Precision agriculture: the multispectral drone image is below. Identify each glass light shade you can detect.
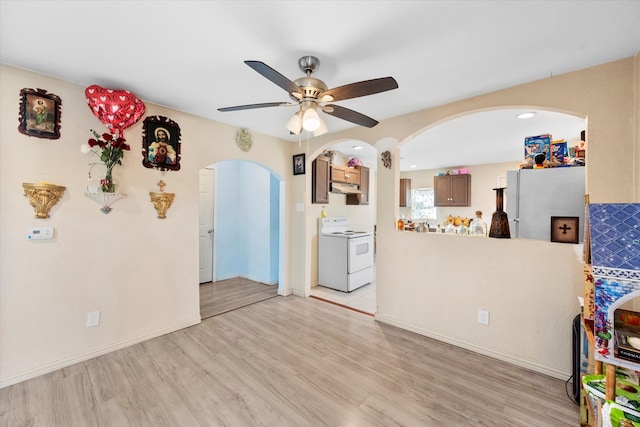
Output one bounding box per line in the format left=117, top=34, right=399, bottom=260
left=286, top=112, right=302, bottom=134
left=313, top=117, right=328, bottom=136
left=302, top=108, right=321, bottom=131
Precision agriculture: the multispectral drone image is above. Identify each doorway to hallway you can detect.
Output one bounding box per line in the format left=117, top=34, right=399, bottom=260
left=200, top=277, right=278, bottom=319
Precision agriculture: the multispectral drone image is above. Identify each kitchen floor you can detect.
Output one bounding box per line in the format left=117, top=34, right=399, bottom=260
left=310, top=281, right=376, bottom=315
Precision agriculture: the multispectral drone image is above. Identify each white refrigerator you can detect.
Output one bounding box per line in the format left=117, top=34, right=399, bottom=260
left=506, top=167, right=586, bottom=242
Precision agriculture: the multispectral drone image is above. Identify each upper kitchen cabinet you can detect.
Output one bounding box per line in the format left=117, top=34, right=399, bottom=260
left=346, top=166, right=369, bottom=205
left=312, top=155, right=330, bottom=204
left=331, top=165, right=360, bottom=186
left=399, top=178, right=411, bottom=207
left=434, top=174, right=471, bottom=206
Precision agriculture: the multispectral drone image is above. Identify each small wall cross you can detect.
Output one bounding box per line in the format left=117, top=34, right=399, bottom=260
left=558, top=223, right=572, bottom=235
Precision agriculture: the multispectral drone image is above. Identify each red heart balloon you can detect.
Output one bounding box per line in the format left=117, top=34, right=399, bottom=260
left=85, top=85, right=146, bottom=137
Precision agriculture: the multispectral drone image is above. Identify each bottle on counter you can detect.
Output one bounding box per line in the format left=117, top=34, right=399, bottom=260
left=397, top=217, right=405, bottom=231
left=321, top=206, right=326, bottom=218
left=469, top=210, right=488, bottom=237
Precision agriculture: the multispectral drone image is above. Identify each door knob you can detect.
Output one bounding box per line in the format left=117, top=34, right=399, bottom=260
left=207, top=229, right=213, bottom=234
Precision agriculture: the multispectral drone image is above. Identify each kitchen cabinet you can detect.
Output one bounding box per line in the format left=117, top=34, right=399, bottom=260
left=331, top=165, right=360, bottom=186
left=346, top=166, right=369, bottom=205
left=434, top=174, right=471, bottom=206
left=399, top=178, right=411, bottom=207
left=312, top=155, right=330, bottom=204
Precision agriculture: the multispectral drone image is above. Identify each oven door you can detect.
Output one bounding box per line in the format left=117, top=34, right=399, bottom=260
left=347, top=235, right=374, bottom=273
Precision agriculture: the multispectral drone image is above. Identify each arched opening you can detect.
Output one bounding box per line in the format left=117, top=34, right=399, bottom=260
left=398, top=107, right=586, bottom=238
left=198, top=160, right=284, bottom=318
left=307, top=140, right=378, bottom=314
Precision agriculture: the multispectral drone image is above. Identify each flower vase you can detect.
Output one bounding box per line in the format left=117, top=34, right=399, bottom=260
left=488, top=187, right=510, bottom=238
left=101, top=170, right=116, bottom=193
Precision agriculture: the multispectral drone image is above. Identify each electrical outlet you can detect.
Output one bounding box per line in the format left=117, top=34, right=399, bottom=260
left=86, top=311, right=101, bottom=327
left=478, top=309, right=490, bottom=325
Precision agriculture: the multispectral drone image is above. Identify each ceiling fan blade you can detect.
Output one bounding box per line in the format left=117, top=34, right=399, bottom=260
left=218, top=102, right=296, bottom=112
left=322, top=104, right=379, bottom=128
left=319, top=77, right=398, bottom=102
left=245, top=60, right=302, bottom=97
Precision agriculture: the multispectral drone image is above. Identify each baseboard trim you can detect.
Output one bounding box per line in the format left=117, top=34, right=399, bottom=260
left=375, top=314, right=570, bottom=380
left=0, top=316, right=202, bottom=389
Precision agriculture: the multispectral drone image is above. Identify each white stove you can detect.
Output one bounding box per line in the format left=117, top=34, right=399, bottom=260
left=318, top=217, right=374, bottom=292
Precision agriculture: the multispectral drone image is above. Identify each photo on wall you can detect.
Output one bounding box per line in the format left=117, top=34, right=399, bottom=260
left=141, top=115, right=181, bottom=171
left=293, top=153, right=305, bottom=175
left=18, top=88, right=62, bottom=139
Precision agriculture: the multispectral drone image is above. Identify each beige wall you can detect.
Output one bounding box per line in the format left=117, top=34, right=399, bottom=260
left=306, top=56, right=639, bottom=379
left=0, top=64, right=297, bottom=387
left=2, top=54, right=637, bottom=387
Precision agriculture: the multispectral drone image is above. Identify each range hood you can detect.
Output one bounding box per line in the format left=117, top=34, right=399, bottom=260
left=331, top=183, right=361, bottom=194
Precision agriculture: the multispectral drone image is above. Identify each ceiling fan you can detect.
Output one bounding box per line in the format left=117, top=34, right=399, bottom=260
left=218, top=56, right=399, bottom=136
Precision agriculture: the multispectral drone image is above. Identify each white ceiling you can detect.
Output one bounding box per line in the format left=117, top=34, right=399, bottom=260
left=1, top=1, right=638, bottom=171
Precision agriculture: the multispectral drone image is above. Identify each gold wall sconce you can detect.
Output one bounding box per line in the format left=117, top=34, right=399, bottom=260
left=22, top=182, right=66, bottom=218
left=150, top=180, right=175, bottom=219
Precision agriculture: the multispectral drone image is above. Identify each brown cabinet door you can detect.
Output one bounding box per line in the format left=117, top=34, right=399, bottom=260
left=330, top=165, right=347, bottom=183
left=399, top=178, right=411, bottom=207
left=346, top=166, right=369, bottom=205
left=434, top=174, right=471, bottom=206
left=346, top=167, right=360, bottom=185
left=359, top=167, right=369, bottom=204
left=434, top=176, right=451, bottom=206
left=312, top=156, right=330, bottom=204
left=450, top=174, right=471, bottom=206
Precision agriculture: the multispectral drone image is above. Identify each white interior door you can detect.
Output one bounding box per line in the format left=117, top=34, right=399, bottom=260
left=199, top=168, right=215, bottom=283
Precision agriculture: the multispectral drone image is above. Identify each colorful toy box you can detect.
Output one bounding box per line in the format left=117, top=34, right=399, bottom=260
left=524, top=134, right=551, bottom=163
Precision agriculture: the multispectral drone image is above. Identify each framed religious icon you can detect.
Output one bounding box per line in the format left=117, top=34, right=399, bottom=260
left=550, top=216, right=579, bottom=244
left=141, top=115, right=181, bottom=171
left=18, top=88, right=62, bottom=139
left=293, top=153, right=305, bottom=175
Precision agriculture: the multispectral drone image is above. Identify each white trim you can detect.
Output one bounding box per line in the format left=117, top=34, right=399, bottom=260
left=0, top=317, right=202, bottom=389
left=375, top=314, right=570, bottom=380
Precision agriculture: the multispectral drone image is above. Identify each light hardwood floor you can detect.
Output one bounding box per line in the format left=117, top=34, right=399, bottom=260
left=1, top=296, right=578, bottom=426
left=200, top=277, right=279, bottom=319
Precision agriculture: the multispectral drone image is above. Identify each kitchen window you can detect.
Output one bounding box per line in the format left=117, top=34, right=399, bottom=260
left=411, top=188, right=436, bottom=222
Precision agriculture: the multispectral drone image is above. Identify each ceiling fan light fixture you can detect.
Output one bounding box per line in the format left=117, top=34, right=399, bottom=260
left=286, top=111, right=302, bottom=134
left=302, top=107, right=321, bottom=132
left=313, top=117, right=328, bottom=136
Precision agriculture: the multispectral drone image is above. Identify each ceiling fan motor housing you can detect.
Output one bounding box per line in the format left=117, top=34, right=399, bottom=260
left=292, top=77, right=328, bottom=102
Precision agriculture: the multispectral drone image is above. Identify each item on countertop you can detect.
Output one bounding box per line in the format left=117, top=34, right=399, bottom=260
left=489, top=187, right=510, bottom=238
left=469, top=211, right=488, bottom=237
left=445, top=216, right=457, bottom=234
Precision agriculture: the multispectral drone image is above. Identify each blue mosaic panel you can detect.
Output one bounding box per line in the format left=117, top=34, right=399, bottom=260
left=589, top=204, right=640, bottom=271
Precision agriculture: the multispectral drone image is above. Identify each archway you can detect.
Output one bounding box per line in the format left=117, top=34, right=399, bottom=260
left=199, top=159, right=285, bottom=318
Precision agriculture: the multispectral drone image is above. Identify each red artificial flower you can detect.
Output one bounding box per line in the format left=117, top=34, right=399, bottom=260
left=102, top=133, right=113, bottom=141
left=88, top=138, right=98, bottom=147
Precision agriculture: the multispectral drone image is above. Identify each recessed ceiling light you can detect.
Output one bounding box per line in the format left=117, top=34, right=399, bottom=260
left=410, top=164, right=417, bottom=168
left=353, top=145, right=363, bottom=150
left=517, top=112, right=536, bottom=119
